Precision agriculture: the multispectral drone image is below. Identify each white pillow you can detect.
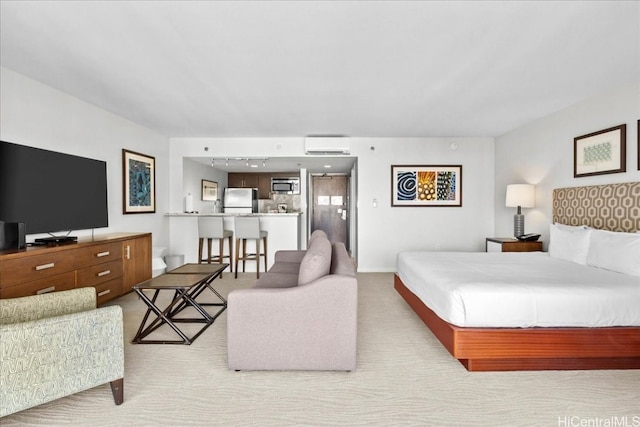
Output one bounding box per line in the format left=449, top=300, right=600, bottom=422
left=586, top=229, right=640, bottom=276
left=553, top=223, right=590, bottom=231
left=549, top=223, right=591, bottom=265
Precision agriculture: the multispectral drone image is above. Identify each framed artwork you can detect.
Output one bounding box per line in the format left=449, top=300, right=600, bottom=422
left=122, top=149, right=155, bottom=214
left=391, top=165, right=462, bottom=207
left=574, top=124, right=626, bottom=178
left=201, top=179, right=218, bottom=201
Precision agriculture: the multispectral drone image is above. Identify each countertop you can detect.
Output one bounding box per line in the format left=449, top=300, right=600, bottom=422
left=166, top=212, right=302, bottom=217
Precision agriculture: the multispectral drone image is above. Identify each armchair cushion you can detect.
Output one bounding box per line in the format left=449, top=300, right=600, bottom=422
left=0, top=287, right=96, bottom=324
left=0, top=288, right=124, bottom=417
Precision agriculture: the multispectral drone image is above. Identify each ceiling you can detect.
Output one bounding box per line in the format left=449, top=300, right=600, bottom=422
left=1, top=2, right=638, bottom=145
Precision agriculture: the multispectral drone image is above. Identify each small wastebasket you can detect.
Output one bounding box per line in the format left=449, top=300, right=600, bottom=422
left=164, top=254, right=185, bottom=272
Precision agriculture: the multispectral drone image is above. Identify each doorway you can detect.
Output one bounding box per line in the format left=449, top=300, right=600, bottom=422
left=310, top=174, right=349, bottom=250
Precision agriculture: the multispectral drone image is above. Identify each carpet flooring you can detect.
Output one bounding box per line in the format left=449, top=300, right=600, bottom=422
left=2, top=272, right=638, bottom=426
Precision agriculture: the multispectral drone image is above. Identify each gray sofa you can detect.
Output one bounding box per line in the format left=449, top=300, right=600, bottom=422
left=227, top=230, right=357, bottom=371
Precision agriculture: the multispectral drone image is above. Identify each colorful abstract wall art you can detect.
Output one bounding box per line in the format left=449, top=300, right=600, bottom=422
left=391, top=165, right=462, bottom=206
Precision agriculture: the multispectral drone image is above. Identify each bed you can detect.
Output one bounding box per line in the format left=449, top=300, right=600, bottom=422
left=395, top=182, right=640, bottom=371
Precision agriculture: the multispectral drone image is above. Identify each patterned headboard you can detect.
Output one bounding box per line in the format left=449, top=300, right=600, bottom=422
left=553, top=182, right=640, bottom=232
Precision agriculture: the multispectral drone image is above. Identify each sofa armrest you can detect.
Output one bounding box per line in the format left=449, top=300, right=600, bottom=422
left=0, top=305, right=124, bottom=417
left=227, top=275, right=357, bottom=371
left=274, top=250, right=306, bottom=264
left=0, top=287, right=96, bottom=325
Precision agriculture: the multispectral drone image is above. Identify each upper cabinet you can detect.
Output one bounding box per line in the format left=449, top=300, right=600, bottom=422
left=228, top=172, right=300, bottom=199
left=228, top=173, right=259, bottom=189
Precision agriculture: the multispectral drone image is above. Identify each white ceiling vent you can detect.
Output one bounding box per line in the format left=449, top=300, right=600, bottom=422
left=304, top=136, right=351, bottom=155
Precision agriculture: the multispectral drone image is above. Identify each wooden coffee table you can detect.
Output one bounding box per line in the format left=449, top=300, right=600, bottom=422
left=132, top=263, right=227, bottom=344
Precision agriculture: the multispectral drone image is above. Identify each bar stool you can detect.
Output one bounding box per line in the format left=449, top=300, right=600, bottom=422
left=233, top=216, right=268, bottom=279
left=198, top=216, right=233, bottom=273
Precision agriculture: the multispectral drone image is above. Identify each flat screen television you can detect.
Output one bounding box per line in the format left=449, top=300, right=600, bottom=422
left=0, top=141, right=109, bottom=241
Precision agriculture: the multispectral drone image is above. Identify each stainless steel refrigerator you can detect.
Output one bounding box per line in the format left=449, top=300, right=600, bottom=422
left=223, top=188, right=258, bottom=213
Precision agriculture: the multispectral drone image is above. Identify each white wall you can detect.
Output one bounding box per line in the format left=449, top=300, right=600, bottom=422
left=352, top=137, right=495, bottom=271
left=170, top=136, right=495, bottom=272
left=494, top=82, right=640, bottom=248
left=183, top=158, right=228, bottom=214
left=0, top=67, right=170, bottom=247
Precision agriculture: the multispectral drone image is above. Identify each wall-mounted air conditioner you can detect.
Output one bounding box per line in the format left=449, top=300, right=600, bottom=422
left=304, top=136, right=351, bottom=155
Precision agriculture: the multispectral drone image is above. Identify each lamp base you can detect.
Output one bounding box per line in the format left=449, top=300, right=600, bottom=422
left=513, top=214, right=524, bottom=238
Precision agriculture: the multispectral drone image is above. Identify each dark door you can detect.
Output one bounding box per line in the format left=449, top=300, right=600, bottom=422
left=311, top=175, right=349, bottom=249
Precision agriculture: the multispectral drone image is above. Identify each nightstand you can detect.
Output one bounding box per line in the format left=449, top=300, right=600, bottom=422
left=485, top=237, right=542, bottom=252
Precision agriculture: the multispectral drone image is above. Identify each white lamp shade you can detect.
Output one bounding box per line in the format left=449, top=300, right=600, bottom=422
left=505, top=184, right=535, bottom=208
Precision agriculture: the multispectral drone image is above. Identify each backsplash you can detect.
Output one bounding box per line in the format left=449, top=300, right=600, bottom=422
left=259, top=194, right=301, bottom=213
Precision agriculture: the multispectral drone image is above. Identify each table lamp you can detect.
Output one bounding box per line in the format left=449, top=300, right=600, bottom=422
left=505, top=184, right=535, bottom=237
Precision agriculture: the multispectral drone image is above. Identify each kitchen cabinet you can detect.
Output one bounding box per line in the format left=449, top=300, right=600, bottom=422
left=228, top=173, right=259, bottom=189
left=229, top=172, right=300, bottom=199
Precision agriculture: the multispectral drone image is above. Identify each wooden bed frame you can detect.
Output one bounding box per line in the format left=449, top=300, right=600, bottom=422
left=395, top=274, right=640, bottom=371
left=394, top=182, right=640, bottom=372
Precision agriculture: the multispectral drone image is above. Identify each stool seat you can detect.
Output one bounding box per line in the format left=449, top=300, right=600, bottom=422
left=233, top=216, right=268, bottom=279
left=198, top=217, right=233, bottom=273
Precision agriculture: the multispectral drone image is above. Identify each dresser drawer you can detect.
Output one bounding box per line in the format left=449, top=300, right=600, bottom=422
left=93, top=278, right=123, bottom=305
left=75, top=242, right=123, bottom=268
left=0, top=271, right=76, bottom=299
left=0, top=251, right=77, bottom=288
left=77, top=260, right=123, bottom=287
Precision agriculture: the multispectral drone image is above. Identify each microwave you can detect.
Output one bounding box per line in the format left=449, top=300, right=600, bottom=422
left=271, top=177, right=300, bottom=194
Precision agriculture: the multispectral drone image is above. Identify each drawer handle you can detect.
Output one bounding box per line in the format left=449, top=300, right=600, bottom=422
left=97, top=270, right=111, bottom=277
left=96, top=251, right=110, bottom=257
left=97, top=289, right=111, bottom=297
left=37, top=286, right=56, bottom=295
left=35, top=262, right=55, bottom=271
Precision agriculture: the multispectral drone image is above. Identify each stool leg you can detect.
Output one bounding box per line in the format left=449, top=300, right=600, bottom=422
left=227, top=235, right=233, bottom=272
left=234, top=238, right=240, bottom=278
left=198, top=237, right=204, bottom=264
left=216, top=237, right=224, bottom=278
left=207, top=238, right=213, bottom=264
left=217, top=238, right=224, bottom=263
left=256, top=238, right=261, bottom=279
left=263, top=236, right=268, bottom=273
left=242, top=239, right=247, bottom=273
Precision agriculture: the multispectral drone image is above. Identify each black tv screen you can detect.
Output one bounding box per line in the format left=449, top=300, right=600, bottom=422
left=0, top=141, right=109, bottom=235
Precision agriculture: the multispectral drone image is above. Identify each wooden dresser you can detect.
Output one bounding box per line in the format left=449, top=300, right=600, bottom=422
left=0, top=232, right=151, bottom=305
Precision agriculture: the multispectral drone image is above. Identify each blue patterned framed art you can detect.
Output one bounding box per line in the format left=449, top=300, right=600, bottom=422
left=123, top=149, right=156, bottom=214
left=391, top=165, right=462, bottom=207
left=574, top=124, right=626, bottom=178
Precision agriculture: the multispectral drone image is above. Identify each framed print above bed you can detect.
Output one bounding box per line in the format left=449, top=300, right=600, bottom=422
left=391, top=165, right=462, bottom=207
left=574, top=124, right=626, bottom=177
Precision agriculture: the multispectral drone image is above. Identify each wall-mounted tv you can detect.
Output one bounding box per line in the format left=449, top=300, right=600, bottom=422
left=0, top=141, right=109, bottom=239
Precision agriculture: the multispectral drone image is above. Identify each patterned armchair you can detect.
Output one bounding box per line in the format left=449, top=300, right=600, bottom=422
left=0, top=287, right=124, bottom=417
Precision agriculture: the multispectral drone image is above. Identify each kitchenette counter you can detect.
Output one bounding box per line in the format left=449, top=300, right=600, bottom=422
left=166, top=212, right=302, bottom=217
left=167, top=212, right=302, bottom=270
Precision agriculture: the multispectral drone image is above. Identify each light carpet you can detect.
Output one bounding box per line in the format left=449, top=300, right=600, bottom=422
left=2, top=272, right=638, bottom=426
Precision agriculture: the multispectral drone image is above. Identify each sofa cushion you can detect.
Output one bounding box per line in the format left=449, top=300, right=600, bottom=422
left=268, top=262, right=301, bottom=275
left=330, top=242, right=356, bottom=276
left=255, top=273, right=299, bottom=289
left=298, top=236, right=332, bottom=286
left=308, top=229, right=328, bottom=247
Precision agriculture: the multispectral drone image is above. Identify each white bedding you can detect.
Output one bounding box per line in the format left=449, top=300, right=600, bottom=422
left=396, top=251, right=640, bottom=328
